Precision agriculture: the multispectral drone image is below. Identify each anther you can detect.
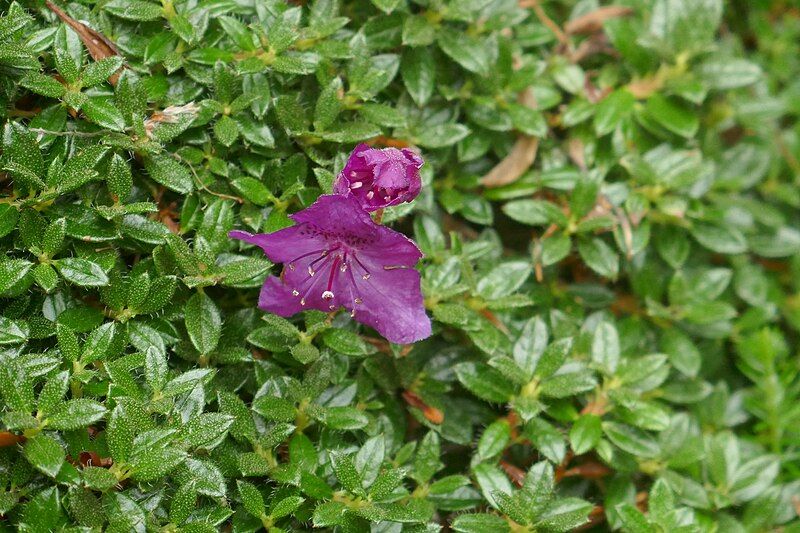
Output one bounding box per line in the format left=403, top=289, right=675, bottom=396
left=300, top=298, right=306, bottom=306
left=366, top=191, right=374, bottom=199
left=322, top=290, right=334, bottom=300
left=292, top=290, right=299, bottom=296
left=308, top=266, right=315, bottom=276
left=354, top=297, right=362, bottom=304
left=362, top=274, right=370, bottom=280
left=350, top=181, right=363, bottom=189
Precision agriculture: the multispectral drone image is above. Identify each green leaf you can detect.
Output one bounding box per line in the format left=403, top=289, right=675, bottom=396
left=591, top=322, right=620, bottom=373
left=0, top=204, right=19, bottom=238
left=82, top=56, right=123, bottom=87
left=355, top=435, right=385, bottom=487
left=162, top=368, right=214, bottom=397
left=20, top=72, right=66, bottom=98
left=414, top=123, right=470, bottom=148
left=452, top=513, right=511, bottom=533
left=143, top=153, right=194, bottom=194
left=594, top=89, right=635, bottom=135
left=437, top=29, right=491, bottom=76
left=314, top=77, right=343, bottom=132
left=603, top=422, right=660, bottom=458
left=476, top=261, right=532, bottom=300
left=536, top=498, right=593, bottom=532
left=455, top=362, right=515, bottom=403
left=0, top=259, right=32, bottom=293
left=104, top=0, right=163, bottom=21
left=691, top=223, right=747, bottom=254
left=252, top=396, right=296, bottom=422
left=184, top=292, right=222, bottom=355
left=477, top=419, right=511, bottom=460
left=23, top=434, right=64, bottom=477
left=46, top=399, right=106, bottom=430
left=0, top=315, right=29, bottom=345
left=237, top=480, right=265, bottom=518
left=214, top=115, right=239, bottom=146
left=54, top=258, right=109, bottom=287
left=645, top=94, right=699, bottom=138
left=401, top=47, right=436, bottom=106
left=83, top=97, right=125, bottom=132
left=53, top=25, right=81, bottom=84
left=569, top=414, right=602, bottom=455
left=315, top=406, right=369, bottom=430
left=577, top=237, right=619, bottom=279
left=322, top=329, right=371, bottom=356
left=144, top=346, right=168, bottom=391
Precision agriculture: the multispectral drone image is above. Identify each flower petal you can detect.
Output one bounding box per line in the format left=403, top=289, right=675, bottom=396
left=358, top=224, right=423, bottom=267
left=229, top=228, right=325, bottom=264
left=258, top=276, right=304, bottom=316
left=289, top=195, right=378, bottom=241
left=354, top=266, right=431, bottom=344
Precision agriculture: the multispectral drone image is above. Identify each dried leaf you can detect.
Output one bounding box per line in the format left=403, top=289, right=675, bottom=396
left=480, top=87, right=540, bottom=188
left=46, top=1, right=124, bottom=85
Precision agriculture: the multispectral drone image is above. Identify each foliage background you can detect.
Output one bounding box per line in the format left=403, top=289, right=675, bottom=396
left=1, top=0, right=800, bottom=531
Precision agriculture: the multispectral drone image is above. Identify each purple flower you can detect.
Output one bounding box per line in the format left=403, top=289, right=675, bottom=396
left=333, top=143, right=424, bottom=212
left=230, top=194, right=432, bottom=345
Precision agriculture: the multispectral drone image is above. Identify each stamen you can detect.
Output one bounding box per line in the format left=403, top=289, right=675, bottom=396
left=307, top=250, right=335, bottom=277
left=350, top=309, right=356, bottom=317
left=287, top=248, right=328, bottom=271
left=350, top=181, right=363, bottom=189
left=300, top=297, right=306, bottom=305
left=366, top=191, right=374, bottom=200
left=324, top=256, right=341, bottom=299
left=292, top=290, right=299, bottom=296
left=344, top=258, right=365, bottom=310
left=352, top=254, right=372, bottom=281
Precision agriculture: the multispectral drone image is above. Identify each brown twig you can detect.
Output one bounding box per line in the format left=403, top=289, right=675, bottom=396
left=479, top=308, right=510, bottom=334
left=402, top=390, right=444, bottom=424
left=45, top=0, right=125, bottom=85
left=519, top=0, right=569, bottom=46
left=500, top=460, right=526, bottom=487
left=564, top=6, right=634, bottom=35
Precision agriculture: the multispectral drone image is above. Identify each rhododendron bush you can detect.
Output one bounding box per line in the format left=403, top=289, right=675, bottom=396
left=1, top=0, right=800, bottom=531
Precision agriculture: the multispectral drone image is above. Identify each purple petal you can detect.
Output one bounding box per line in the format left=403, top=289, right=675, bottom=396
left=333, top=144, right=373, bottom=196
left=354, top=265, right=431, bottom=344
left=358, top=224, right=423, bottom=267
left=258, top=276, right=304, bottom=316
left=289, top=195, right=377, bottom=240
left=229, top=227, right=325, bottom=264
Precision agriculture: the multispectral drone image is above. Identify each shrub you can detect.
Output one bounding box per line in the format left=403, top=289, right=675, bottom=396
left=1, top=0, right=799, bottom=531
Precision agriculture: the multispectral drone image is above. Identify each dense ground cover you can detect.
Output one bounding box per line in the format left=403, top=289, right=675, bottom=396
left=2, top=0, right=800, bottom=530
